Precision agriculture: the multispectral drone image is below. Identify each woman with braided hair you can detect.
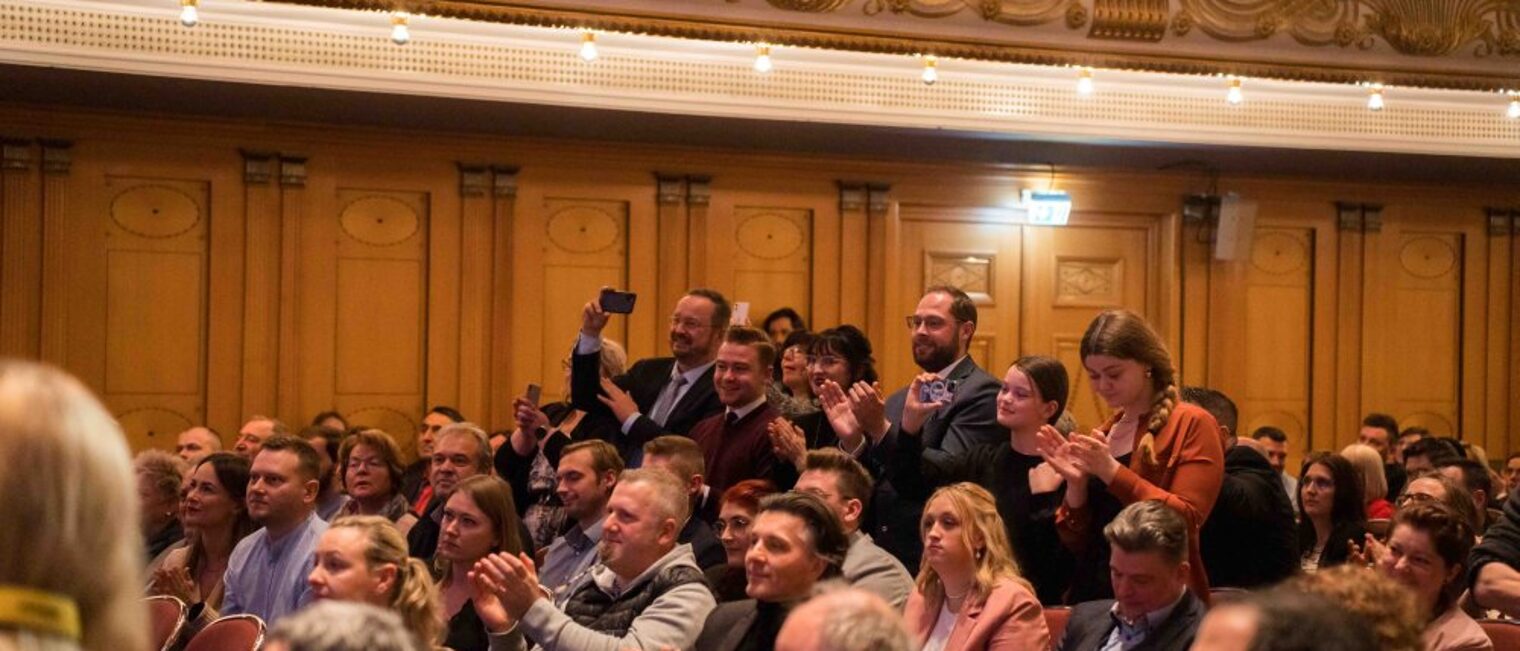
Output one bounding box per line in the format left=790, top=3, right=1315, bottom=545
left=1036, top=309, right=1224, bottom=602
left=308, top=515, right=446, bottom=649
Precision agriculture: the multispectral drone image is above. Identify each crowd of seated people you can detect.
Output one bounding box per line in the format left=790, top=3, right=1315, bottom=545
left=15, top=283, right=1520, bottom=651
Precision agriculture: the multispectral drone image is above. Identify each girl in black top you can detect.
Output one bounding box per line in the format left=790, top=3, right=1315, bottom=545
left=1298, top=452, right=1368, bottom=572
left=878, top=355, right=1078, bottom=604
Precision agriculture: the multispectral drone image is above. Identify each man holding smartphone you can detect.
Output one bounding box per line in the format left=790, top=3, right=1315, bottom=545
left=571, top=287, right=730, bottom=467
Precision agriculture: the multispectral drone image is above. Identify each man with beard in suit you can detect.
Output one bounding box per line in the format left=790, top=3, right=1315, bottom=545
left=572, top=287, right=730, bottom=467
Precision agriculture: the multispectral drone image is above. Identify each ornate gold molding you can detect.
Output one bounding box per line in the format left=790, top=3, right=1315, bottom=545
left=268, top=0, right=1520, bottom=91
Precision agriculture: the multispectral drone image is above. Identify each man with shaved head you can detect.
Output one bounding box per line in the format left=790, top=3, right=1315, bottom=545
left=175, top=426, right=222, bottom=464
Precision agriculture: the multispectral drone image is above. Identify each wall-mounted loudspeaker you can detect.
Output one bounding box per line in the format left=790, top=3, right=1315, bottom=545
left=1213, top=193, right=1258, bottom=261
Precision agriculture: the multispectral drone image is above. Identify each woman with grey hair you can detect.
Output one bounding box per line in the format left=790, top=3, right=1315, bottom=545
left=265, top=601, right=420, bottom=651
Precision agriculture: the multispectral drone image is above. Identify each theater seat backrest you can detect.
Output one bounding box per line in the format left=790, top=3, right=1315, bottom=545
left=1480, top=619, right=1520, bottom=651
left=1044, top=606, right=1070, bottom=650
left=182, top=614, right=266, bottom=651
left=145, top=596, right=187, bottom=651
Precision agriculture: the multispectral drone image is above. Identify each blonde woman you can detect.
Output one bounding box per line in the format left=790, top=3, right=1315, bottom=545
left=0, top=361, right=147, bottom=651
left=309, top=515, right=445, bottom=649
left=906, top=483, right=1049, bottom=651
left=1343, top=443, right=1394, bottom=519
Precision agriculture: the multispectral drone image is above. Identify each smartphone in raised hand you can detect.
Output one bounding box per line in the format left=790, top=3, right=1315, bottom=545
left=732, top=301, right=751, bottom=326
left=525, top=383, right=542, bottom=407
left=598, top=288, right=637, bottom=314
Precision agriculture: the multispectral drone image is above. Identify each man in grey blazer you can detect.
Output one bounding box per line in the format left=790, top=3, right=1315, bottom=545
left=695, top=492, right=851, bottom=651
left=1058, top=501, right=1206, bottom=651
left=859, top=285, right=1006, bottom=570
left=795, top=449, right=914, bottom=610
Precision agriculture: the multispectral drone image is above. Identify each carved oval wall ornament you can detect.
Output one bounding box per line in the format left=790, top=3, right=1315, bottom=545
left=1399, top=236, right=1457, bottom=279
left=340, top=196, right=420, bottom=246
left=346, top=406, right=422, bottom=459
left=1244, top=411, right=1306, bottom=443
left=1251, top=232, right=1309, bottom=275
left=1400, top=411, right=1455, bottom=437
left=546, top=205, right=622, bottom=254
left=736, top=213, right=806, bottom=260
left=110, top=185, right=201, bottom=238
left=116, top=407, right=196, bottom=446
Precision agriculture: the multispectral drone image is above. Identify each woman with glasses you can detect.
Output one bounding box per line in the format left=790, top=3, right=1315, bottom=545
left=336, top=429, right=419, bottom=536
left=707, top=479, right=780, bottom=602
left=1376, top=502, right=1492, bottom=651
left=767, top=325, right=879, bottom=488
left=1298, top=452, right=1367, bottom=573
left=769, top=330, right=819, bottom=419
left=495, top=339, right=627, bottom=552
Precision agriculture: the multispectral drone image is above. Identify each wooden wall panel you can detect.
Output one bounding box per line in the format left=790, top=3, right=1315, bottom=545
left=538, top=197, right=629, bottom=403
left=1022, top=215, right=1158, bottom=430
left=1234, top=228, right=1315, bottom=448
left=729, top=206, right=812, bottom=326
left=1365, top=229, right=1465, bottom=437
left=0, top=142, right=41, bottom=359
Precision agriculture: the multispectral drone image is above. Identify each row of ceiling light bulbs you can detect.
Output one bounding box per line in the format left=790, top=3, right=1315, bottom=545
left=173, top=0, right=1520, bottom=119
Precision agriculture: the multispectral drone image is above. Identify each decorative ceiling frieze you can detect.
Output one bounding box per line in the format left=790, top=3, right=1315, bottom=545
left=267, top=0, right=1520, bottom=91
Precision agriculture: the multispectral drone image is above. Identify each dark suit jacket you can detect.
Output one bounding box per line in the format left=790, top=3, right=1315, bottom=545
left=570, top=351, right=722, bottom=460
left=871, top=356, right=1005, bottom=571
left=1199, top=445, right=1298, bottom=589
left=694, top=600, right=789, bottom=651
left=1058, top=590, right=1205, bottom=651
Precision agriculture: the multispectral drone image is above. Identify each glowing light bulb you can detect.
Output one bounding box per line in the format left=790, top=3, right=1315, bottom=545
left=1367, top=84, right=1384, bottom=111
left=178, top=0, right=198, bottom=27
left=390, top=12, right=410, bottom=46
left=1226, top=78, right=1243, bottom=106
left=921, top=55, right=937, bottom=86
left=579, top=32, right=598, bottom=62
left=754, top=44, right=772, bottom=74
left=1507, top=96, right=1520, bottom=119
left=1076, top=68, right=1094, bottom=96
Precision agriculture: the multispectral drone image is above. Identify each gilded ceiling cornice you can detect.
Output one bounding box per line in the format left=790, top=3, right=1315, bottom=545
left=268, top=0, right=1520, bottom=92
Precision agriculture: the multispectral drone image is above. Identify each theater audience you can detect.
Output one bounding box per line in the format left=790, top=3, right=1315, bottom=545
left=695, top=491, right=850, bottom=651
left=0, top=361, right=147, bottom=651
left=496, top=340, right=626, bottom=550
left=1297, top=453, right=1366, bottom=573
left=709, top=479, right=782, bottom=602
left=1190, top=588, right=1379, bottom=651
left=1405, top=437, right=1461, bottom=476
left=1376, top=502, right=1491, bottom=651
left=763, top=307, right=806, bottom=347
left=176, top=425, right=223, bottom=464
left=904, top=483, right=1049, bottom=650
left=776, top=585, right=914, bottom=651
left=1058, top=501, right=1205, bottom=651
left=150, top=452, right=256, bottom=615
left=311, top=410, right=350, bottom=433
left=571, top=287, right=728, bottom=466
left=1503, top=452, right=1520, bottom=498
left=135, top=449, right=188, bottom=566
left=1342, top=443, right=1394, bottom=519
left=222, top=435, right=330, bottom=625
left=1436, top=459, right=1494, bottom=533
left=265, top=601, right=421, bottom=651
left=1249, top=426, right=1296, bottom=503
left=309, top=515, right=444, bottom=650
left=472, top=469, right=718, bottom=651
left=1362, top=412, right=1408, bottom=503
left=768, top=325, right=880, bottom=487
left=302, top=424, right=350, bottom=521
left=336, top=429, right=419, bottom=536
left=1291, top=564, right=1423, bottom=651
left=642, top=435, right=728, bottom=569
left=877, top=355, right=1073, bottom=604
left=1187, top=387, right=1297, bottom=590
left=1399, top=472, right=1481, bottom=537
left=1468, top=472, right=1520, bottom=617
left=855, top=286, right=1006, bottom=571
left=686, top=327, right=783, bottom=500
left=537, top=440, right=622, bottom=597
left=1040, top=309, right=1224, bottom=602
left=430, top=475, right=526, bottom=651
left=409, top=423, right=495, bottom=560
left=769, top=330, right=818, bottom=419
left=796, top=448, right=914, bottom=609
left=234, top=414, right=289, bottom=459
left=403, top=406, right=466, bottom=513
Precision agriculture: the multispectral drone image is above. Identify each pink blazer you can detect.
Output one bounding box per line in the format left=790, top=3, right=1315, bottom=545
left=905, top=578, right=1051, bottom=651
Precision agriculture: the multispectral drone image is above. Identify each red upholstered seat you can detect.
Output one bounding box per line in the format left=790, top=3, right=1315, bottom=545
left=145, top=596, right=188, bottom=651
left=1044, top=606, right=1070, bottom=650
left=183, top=614, right=266, bottom=651
left=1480, top=619, right=1520, bottom=651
